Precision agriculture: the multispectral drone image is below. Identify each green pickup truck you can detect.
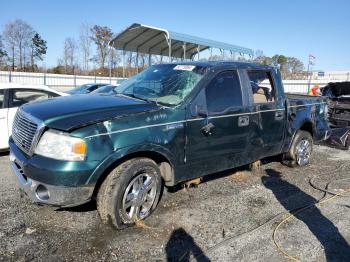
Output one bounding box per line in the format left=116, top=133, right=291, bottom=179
left=9, top=61, right=330, bottom=229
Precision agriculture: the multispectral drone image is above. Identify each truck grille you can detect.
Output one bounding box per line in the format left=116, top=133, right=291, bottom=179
left=12, top=110, right=40, bottom=155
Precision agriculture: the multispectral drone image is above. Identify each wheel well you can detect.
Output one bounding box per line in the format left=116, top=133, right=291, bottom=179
left=299, top=122, right=314, bottom=137
left=92, top=151, right=174, bottom=198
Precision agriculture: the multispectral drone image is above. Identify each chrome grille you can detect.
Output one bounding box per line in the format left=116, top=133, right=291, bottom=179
left=12, top=110, right=39, bottom=155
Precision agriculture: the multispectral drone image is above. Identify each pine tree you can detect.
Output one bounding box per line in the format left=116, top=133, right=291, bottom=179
left=31, top=32, right=47, bottom=71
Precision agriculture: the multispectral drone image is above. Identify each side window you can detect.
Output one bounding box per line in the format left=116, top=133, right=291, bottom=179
left=11, top=89, right=50, bottom=108
left=248, top=71, right=276, bottom=103
left=206, top=71, right=242, bottom=115
left=0, top=90, right=4, bottom=108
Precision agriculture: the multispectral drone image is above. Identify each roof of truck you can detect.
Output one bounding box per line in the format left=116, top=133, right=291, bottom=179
left=155, top=60, right=275, bottom=70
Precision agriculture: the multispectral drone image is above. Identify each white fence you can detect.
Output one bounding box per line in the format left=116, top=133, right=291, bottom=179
left=283, top=80, right=339, bottom=94
left=0, top=71, right=126, bottom=92
left=0, top=70, right=347, bottom=93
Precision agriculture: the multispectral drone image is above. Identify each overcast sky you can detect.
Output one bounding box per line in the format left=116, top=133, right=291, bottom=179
left=1, top=0, right=349, bottom=71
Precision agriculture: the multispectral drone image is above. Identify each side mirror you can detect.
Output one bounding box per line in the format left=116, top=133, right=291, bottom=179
left=196, top=105, right=208, bottom=118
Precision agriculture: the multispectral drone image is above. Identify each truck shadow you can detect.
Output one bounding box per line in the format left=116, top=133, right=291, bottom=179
left=56, top=201, right=97, bottom=212
left=262, top=169, right=350, bottom=261
left=165, top=227, right=210, bottom=262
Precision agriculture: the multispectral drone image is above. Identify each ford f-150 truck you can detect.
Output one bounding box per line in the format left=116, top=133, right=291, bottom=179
left=9, top=61, right=330, bottom=229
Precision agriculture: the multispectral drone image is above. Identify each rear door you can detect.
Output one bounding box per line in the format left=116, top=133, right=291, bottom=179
left=184, top=70, right=251, bottom=180
left=246, top=70, right=286, bottom=157
left=0, top=89, right=9, bottom=149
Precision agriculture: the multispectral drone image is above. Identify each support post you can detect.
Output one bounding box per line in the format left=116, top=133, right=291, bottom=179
left=168, top=38, right=172, bottom=62
left=183, top=42, right=186, bottom=60
left=122, top=50, right=126, bottom=78
left=136, top=51, right=139, bottom=73
left=197, top=45, right=200, bottom=61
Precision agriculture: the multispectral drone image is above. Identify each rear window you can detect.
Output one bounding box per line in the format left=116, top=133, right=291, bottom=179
left=248, top=71, right=276, bottom=103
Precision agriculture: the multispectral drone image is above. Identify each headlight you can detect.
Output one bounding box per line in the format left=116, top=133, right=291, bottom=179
left=35, top=130, right=87, bottom=161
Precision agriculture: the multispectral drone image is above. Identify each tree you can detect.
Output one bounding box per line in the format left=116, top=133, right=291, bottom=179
left=286, top=57, right=304, bottom=78
left=0, top=35, right=8, bottom=69
left=90, top=25, right=113, bottom=69
left=30, top=32, right=47, bottom=71
left=2, top=19, right=33, bottom=71
left=3, top=22, right=17, bottom=70
left=63, top=37, right=77, bottom=74
left=254, top=55, right=273, bottom=65
left=79, top=23, right=92, bottom=72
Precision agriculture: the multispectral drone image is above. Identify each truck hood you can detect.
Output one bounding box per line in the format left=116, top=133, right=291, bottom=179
left=21, top=94, right=158, bottom=131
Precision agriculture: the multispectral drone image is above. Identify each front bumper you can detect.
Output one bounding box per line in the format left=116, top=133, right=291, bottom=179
left=9, top=138, right=96, bottom=207
left=10, top=156, right=94, bottom=207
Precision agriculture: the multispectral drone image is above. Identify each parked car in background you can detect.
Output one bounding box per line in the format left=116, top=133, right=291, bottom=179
left=9, top=62, right=330, bottom=229
left=321, top=81, right=350, bottom=127
left=0, top=83, right=67, bottom=151
left=91, top=85, right=117, bottom=95
left=66, top=83, right=107, bottom=95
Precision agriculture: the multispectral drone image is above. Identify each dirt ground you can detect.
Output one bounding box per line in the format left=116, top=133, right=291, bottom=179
left=0, top=145, right=349, bottom=262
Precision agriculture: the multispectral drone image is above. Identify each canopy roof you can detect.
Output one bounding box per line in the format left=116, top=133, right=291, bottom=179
left=110, top=23, right=254, bottom=59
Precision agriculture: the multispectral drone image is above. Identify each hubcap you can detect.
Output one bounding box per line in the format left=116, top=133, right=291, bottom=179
left=121, top=172, right=157, bottom=221
left=295, top=139, right=311, bottom=166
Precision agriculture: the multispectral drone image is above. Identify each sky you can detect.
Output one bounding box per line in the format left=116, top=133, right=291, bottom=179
left=1, top=0, right=349, bottom=71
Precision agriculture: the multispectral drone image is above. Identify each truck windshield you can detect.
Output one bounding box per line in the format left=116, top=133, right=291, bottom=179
left=115, top=64, right=208, bottom=106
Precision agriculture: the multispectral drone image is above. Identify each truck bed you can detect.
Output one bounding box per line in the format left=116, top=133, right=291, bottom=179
left=286, top=93, right=327, bottom=105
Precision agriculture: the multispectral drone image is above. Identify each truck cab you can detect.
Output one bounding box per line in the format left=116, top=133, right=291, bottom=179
left=9, top=61, right=330, bottom=229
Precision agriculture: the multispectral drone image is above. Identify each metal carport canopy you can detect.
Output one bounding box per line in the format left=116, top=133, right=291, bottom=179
left=110, top=23, right=254, bottom=59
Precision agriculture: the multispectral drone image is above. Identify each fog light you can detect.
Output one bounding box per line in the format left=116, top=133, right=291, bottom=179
left=36, top=185, right=50, bottom=201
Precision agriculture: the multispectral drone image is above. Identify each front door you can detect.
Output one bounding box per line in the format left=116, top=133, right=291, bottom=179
left=184, top=70, right=251, bottom=181
left=0, top=89, right=9, bottom=149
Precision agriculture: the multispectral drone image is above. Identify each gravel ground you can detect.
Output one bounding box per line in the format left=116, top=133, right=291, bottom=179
left=0, top=145, right=349, bottom=262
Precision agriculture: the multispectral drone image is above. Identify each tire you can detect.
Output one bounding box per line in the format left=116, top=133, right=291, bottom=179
left=282, top=130, right=313, bottom=167
left=97, top=158, right=162, bottom=229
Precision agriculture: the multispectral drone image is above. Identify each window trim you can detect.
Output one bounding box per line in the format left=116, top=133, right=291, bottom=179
left=205, top=69, right=244, bottom=116
left=247, top=70, right=278, bottom=105
left=0, top=89, right=6, bottom=109
left=8, top=88, right=55, bottom=108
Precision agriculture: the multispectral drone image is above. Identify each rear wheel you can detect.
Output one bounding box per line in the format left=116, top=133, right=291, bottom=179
left=97, top=158, right=162, bottom=229
left=282, top=130, right=313, bottom=167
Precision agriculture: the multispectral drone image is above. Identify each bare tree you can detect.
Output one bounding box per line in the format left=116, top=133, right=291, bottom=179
left=107, top=47, right=120, bottom=74
left=90, top=25, right=113, bottom=68
left=63, top=37, right=77, bottom=74
left=79, top=23, right=92, bottom=73
left=3, top=22, right=17, bottom=70
left=3, top=19, right=34, bottom=70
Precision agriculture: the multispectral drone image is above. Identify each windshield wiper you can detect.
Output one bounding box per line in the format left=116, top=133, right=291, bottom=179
left=119, top=93, right=160, bottom=106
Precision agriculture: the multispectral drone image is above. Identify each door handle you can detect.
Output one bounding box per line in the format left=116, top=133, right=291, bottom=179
left=238, top=116, right=249, bottom=127
left=275, top=111, right=284, bottom=120
left=0, top=116, right=6, bottom=120
left=201, top=123, right=215, bottom=136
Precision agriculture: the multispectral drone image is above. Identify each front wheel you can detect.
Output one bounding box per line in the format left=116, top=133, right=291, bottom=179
left=282, top=130, right=313, bottom=167
left=97, top=158, right=162, bottom=229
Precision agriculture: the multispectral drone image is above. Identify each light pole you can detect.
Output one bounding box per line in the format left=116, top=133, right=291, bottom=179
left=307, top=54, right=316, bottom=94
